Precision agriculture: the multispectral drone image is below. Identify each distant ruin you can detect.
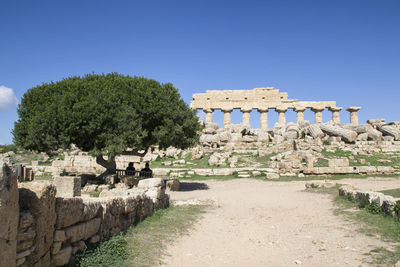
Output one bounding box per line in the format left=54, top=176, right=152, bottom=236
left=190, top=87, right=361, bottom=128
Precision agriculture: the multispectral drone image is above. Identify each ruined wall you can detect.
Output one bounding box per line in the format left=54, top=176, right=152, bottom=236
left=0, top=161, right=19, bottom=267
left=0, top=164, right=169, bottom=267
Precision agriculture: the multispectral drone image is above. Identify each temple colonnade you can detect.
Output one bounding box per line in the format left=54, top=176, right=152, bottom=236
left=201, top=106, right=361, bottom=129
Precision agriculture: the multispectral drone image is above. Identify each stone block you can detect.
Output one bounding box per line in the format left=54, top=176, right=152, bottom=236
left=53, top=176, right=81, bottom=198
left=194, top=169, right=213, bottom=176
left=64, top=217, right=101, bottom=243
left=52, top=246, right=72, bottom=266
left=138, top=178, right=163, bottom=188
left=53, top=230, right=66, bottom=242
left=51, top=241, right=62, bottom=255
left=55, top=197, right=84, bottom=229
left=0, top=161, right=19, bottom=267
left=328, top=158, right=349, bottom=168
left=82, top=199, right=103, bottom=221
left=266, top=173, right=279, bottom=179
left=213, top=168, right=234, bottom=176
left=18, top=181, right=57, bottom=266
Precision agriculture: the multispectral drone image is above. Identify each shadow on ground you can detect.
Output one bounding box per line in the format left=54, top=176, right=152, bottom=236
left=179, top=182, right=209, bottom=191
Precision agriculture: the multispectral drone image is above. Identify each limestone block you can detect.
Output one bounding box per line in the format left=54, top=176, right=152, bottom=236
left=53, top=230, right=66, bottom=242
left=166, top=179, right=180, bottom=191
left=283, top=131, right=298, bottom=140
left=153, top=168, right=170, bottom=177
left=89, top=235, right=100, bottom=243
left=356, top=133, right=369, bottom=141
left=18, top=181, right=57, bottom=266
left=376, top=166, right=394, bottom=174
left=17, top=227, right=36, bottom=252
left=51, top=242, right=62, bottom=255
left=381, top=195, right=396, bottom=215
left=55, top=198, right=84, bottom=229
left=194, top=169, right=213, bottom=176
left=52, top=245, right=72, bottom=266
left=358, top=166, right=377, bottom=174
left=328, top=158, right=349, bottom=168
left=320, top=124, right=357, bottom=143
left=53, top=176, right=81, bottom=198
left=379, top=125, right=400, bottom=140
left=16, top=257, right=25, bottom=266
left=0, top=161, right=19, bottom=267
left=145, top=187, right=165, bottom=201
left=307, top=125, right=324, bottom=139
left=64, top=217, right=101, bottom=243
left=213, top=168, right=234, bottom=176
left=266, top=173, right=279, bottom=179
left=231, top=133, right=243, bottom=143
left=82, top=199, right=103, bottom=221
left=138, top=178, right=163, bottom=188
left=19, top=210, right=34, bottom=231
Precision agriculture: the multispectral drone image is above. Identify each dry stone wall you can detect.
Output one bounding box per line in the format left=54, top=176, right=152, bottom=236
left=0, top=161, right=168, bottom=267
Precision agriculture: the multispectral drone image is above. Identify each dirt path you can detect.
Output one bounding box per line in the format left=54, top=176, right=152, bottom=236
left=162, top=178, right=400, bottom=266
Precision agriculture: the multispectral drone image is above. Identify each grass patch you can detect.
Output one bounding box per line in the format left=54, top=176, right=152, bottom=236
left=75, top=205, right=208, bottom=267
left=334, top=195, right=400, bottom=265
left=151, top=154, right=211, bottom=168
left=379, top=188, right=400, bottom=198
left=89, top=191, right=101, bottom=198
left=34, top=172, right=53, bottom=181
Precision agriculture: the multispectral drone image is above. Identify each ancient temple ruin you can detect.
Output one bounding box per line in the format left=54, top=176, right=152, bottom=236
left=190, top=87, right=361, bottom=128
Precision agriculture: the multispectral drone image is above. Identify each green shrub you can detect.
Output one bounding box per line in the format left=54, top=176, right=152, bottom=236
left=0, top=144, right=18, bottom=153
left=366, top=202, right=382, bottom=214
left=75, top=234, right=128, bottom=267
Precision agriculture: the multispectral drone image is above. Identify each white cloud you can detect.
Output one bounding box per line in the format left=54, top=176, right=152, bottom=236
left=0, top=85, right=18, bottom=111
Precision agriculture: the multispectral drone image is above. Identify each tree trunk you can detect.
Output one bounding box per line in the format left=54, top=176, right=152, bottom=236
left=320, top=124, right=357, bottom=143
left=96, top=155, right=116, bottom=174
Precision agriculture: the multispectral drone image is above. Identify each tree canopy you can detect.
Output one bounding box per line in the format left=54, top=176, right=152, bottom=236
left=13, top=73, right=201, bottom=162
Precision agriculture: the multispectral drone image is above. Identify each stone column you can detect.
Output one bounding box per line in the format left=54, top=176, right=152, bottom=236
left=294, top=107, right=306, bottom=123
left=275, top=107, right=288, bottom=126
left=204, top=108, right=213, bottom=125
left=257, top=108, right=269, bottom=130
left=346, top=107, right=361, bottom=125
left=311, top=108, right=324, bottom=124
left=328, top=107, right=342, bottom=124
left=241, top=108, right=252, bottom=128
left=222, top=109, right=233, bottom=128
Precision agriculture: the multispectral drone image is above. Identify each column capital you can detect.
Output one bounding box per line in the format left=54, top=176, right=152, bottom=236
left=294, top=107, right=306, bottom=112
left=240, top=107, right=252, bottom=113
left=221, top=108, right=233, bottom=113
left=257, top=108, right=269, bottom=112
left=346, top=106, right=361, bottom=112
left=311, top=107, right=325, bottom=112
left=275, top=107, right=288, bottom=113
left=203, top=108, right=214, bottom=113
left=328, top=107, right=342, bottom=112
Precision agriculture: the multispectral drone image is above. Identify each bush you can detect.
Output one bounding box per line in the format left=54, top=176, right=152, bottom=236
left=366, top=202, right=382, bottom=214
left=75, top=234, right=128, bottom=267
left=0, top=144, right=18, bottom=153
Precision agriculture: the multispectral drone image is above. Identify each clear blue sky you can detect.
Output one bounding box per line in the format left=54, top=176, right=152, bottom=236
left=1, top=0, right=399, bottom=144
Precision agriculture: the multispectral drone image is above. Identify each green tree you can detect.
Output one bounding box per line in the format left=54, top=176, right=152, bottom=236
left=13, top=73, right=201, bottom=174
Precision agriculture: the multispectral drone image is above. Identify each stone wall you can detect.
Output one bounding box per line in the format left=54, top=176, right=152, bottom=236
left=0, top=161, right=19, bottom=267
left=0, top=162, right=168, bottom=267
left=51, top=154, right=143, bottom=175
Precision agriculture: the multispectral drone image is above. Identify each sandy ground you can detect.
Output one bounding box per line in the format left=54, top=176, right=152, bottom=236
left=162, top=177, right=400, bottom=267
